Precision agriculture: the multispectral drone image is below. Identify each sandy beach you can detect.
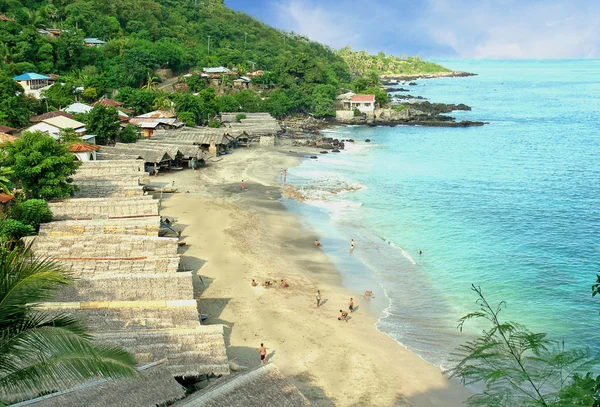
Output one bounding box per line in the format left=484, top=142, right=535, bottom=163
left=157, top=144, right=471, bottom=407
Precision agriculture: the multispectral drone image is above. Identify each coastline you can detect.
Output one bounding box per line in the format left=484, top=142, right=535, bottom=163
left=380, top=71, right=476, bottom=82
left=157, top=144, right=471, bottom=406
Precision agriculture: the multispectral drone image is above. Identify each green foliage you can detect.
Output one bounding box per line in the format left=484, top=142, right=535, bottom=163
left=556, top=373, right=600, bottom=407
left=447, top=285, right=600, bottom=407
left=9, top=199, right=52, bottom=231
left=0, top=72, right=36, bottom=128
left=117, top=87, right=164, bottom=116
left=208, top=119, right=222, bottom=128
left=235, top=113, right=247, bottom=122
left=186, top=73, right=206, bottom=93
left=363, top=86, right=388, bottom=106
left=592, top=274, right=600, bottom=299
left=118, top=124, right=140, bottom=143
left=2, top=131, right=80, bottom=200
left=339, top=46, right=451, bottom=76
left=86, top=105, right=120, bottom=144
left=0, top=245, right=137, bottom=403
left=0, top=219, right=35, bottom=244
left=58, top=128, right=79, bottom=144
left=0, top=167, right=14, bottom=194
left=353, top=107, right=361, bottom=117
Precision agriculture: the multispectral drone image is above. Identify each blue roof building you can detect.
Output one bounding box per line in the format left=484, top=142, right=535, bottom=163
left=12, top=72, right=51, bottom=81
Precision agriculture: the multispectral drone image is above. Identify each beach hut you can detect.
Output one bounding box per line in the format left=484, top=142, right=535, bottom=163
left=174, top=364, right=313, bottom=407
left=5, top=361, right=185, bottom=407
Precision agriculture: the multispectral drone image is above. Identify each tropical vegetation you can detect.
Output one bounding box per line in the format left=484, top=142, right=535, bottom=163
left=0, top=245, right=137, bottom=405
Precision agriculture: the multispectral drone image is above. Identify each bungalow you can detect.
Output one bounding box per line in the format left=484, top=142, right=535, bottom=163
left=233, top=76, right=251, bottom=89
left=25, top=116, right=86, bottom=139
left=344, top=94, right=376, bottom=113
left=69, top=142, right=100, bottom=162
left=30, top=110, right=74, bottom=123
left=129, top=110, right=182, bottom=138
left=84, top=37, right=106, bottom=47
left=13, top=72, right=51, bottom=96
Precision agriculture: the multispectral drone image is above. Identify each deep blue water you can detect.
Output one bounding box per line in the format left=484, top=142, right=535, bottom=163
left=282, top=59, right=600, bottom=369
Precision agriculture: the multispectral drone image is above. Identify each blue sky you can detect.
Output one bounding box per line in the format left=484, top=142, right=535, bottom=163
left=224, top=0, right=599, bottom=58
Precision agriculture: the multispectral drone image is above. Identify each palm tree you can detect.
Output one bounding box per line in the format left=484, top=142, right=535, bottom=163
left=143, top=73, right=158, bottom=91
left=0, top=246, right=137, bottom=405
left=0, top=167, right=13, bottom=194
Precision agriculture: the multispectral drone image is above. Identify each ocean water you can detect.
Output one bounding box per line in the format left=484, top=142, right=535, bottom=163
left=282, top=59, right=600, bottom=369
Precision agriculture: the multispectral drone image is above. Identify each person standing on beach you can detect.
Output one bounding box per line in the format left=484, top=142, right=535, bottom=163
left=259, top=343, right=267, bottom=365
left=316, top=290, right=321, bottom=307
left=284, top=168, right=287, bottom=182
left=349, top=298, right=354, bottom=313
left=315, top=239, right=323, bottom=247
left=350, top=239, right=355, bottom=250
left=241, top=180, right=245, bottom=190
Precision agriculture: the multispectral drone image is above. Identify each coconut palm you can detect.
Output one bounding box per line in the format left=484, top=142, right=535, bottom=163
left=0, top=246, right=137, bottom=405
left=0, top=167, right=13, bottom=194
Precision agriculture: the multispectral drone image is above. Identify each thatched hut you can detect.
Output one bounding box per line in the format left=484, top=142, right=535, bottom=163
left=25, top=235, right=179, bottom=259
left=54, top=256, right=181, bottom=275
left=8, top=361, right=185, bottom=407
left=174, top=364, right=312, bottom=407
left=95, top=325, right=230, bottom=377
left=48, top=197, right=158, bottom=220
left=38, top=217, right=161, bottom=237
left=48, top=272, right=194, bottom=302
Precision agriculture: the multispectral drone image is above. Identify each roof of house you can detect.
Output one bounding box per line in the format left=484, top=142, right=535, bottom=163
left=174, top=364, right=313, bottom=407
left=64, top=102, right=93, bottom=114
left=42, top=116, right=86, bottom=130
left=0, top=125, right=16, bottom=133
left=136, top=110, right=176, bottom=119
left=351, top=94, right=375, bottom=102
left=0, top=194, right=14, bottom=203
left=30, top=110, right=74, bottom=123
left=234, top=76, right=251, bottom=82
left=203, top=66, right=231, bottom=74
left=69, top=143, right=100, bottom=153
left=0, top=15, right=16, bottom=22
left=13, top=72, right=51, bottom=81
left=336, top=91, right=355, bottom=101
left=84, top=38, right=106, bottom=44
left=8, top=361, right=185, bottom=407
left=93, top=97, right=123, bottom=108
left=25, top=122, right=62, bottom=135
left=0, top=132, right=18, bottom=143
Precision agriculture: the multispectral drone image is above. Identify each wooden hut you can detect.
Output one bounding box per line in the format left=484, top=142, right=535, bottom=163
left=174, top=364, right=313, bottom=407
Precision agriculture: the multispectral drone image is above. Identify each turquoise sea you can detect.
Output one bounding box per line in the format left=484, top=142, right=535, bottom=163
left=283, top=59, right=600, bottom=369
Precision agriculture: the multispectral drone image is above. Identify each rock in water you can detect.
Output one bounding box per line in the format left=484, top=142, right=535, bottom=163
left=310, top=156, right=318, bottom=159
left=320, top=151, right=329, bottom=154
left=365, top=139, right=371, bottom=143
left=332, top=149, right=340, bottom=153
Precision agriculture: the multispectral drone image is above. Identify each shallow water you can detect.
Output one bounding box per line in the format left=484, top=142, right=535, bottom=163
left=282, top=59, right=600, bottom=369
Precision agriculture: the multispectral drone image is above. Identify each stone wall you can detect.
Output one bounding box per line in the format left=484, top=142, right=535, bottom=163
left=335, top=110, right=355, bottom=122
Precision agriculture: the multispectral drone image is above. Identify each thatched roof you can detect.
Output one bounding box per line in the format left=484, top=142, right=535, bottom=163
left=48, top=272, right=194, bottom=302
left=152, top=129, right=235, bottom=146
left=75, top=159, right=145, bottom=175
left=54, top=256, right=181, bottom=275
left=25, top=235, right=179, bottom=259
left=73, top=185, right=146, bottom=199
left=48, top=197, right=158, bottom=220
left=99, top=144, right=173, bottom=163
left=135, top=140, right=203, bottom=159
left=174, top=364, right=312, bottom=407
left=94, top=325, right=230, bottom=377
left=9, top=361, right=185, bottom=407
left=39, top=216, right=161, bottom=237
left=38, top=299, right=200, bottom=331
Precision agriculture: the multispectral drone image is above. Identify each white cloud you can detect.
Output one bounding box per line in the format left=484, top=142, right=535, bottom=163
left=269, top=0, right=600, bottom=58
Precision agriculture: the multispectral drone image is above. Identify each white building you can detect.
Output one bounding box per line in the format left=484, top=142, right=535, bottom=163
left=12, top=72, right=51, bottom=99
left=25, top=116, right=87, bottom=139
left=344, top=95, right=376, bottom=113
left=69, top=142, right=100, bottom=161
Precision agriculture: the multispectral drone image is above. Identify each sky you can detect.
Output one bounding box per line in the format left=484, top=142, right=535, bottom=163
left=224, top=0, right=600, bottom=58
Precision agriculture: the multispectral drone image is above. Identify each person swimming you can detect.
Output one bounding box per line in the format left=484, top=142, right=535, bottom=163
left=315, top=240, right=323, bottom=247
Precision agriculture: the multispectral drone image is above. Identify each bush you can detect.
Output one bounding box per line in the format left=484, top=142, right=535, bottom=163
left=0, top=219, right=35, bottom=243
left=235, top=113, right=247, bottom=122
left=208, top=120, right=222, bottom=128
left=119, top=124, right=140, bottom=143
left=9, top=199, right=53, bottom=230
left=353, top=107, right=361, bottom=117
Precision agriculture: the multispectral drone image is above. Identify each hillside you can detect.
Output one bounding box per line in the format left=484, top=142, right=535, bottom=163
left=339, top=46, right=451, bottom=76
left=0, top=0, right=453, bottom=127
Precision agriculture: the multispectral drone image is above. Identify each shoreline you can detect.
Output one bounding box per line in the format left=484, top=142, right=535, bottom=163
left=380, top=71, right=476, bottom=82
left=157, top=144, right=471, bottom=406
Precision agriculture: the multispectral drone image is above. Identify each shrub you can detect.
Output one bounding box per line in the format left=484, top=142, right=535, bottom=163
left=353, top=107, right=361, bottom=117
left=208, top=119, right=222, bottom=128
left=0, top=219, right=35, bottom=243
left=119, top=124, right=140, bottom=143
left=235, top=113, right=247, bottom=122
left=10, top=199, right=53, bottom=231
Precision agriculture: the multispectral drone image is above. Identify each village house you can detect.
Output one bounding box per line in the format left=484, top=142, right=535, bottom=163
left=69, top=142, right=100, bottom=161
left=344, top=94, right=376, bottom=113
left=84, top=37, right=106, bottom=47
left=203, top=66, right=232, bottom=75
left=37, top=28, right=68, bottom=38
left=233, top=76, right=251, bottom=89
left=30, top=110, right=74, bottom=123
left=13, top=72, right=51, bottom=98
left=129, top=110, right=183, bottom=138
left=25, top=116, right=86, bottom=139
left=0, top=125, right=16, bottom=135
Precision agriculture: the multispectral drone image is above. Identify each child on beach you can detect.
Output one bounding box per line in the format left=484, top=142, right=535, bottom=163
left=316, top=290, right=321, bottom=307
left=315, top=239, right=323, bottom=247
left=349, top=298, right=354, bottom=313
left=338, top=310, right=348, bottom=322
left=281, top=279, right=289, bottom=288
left=259, top=343, right=267, bottom=365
